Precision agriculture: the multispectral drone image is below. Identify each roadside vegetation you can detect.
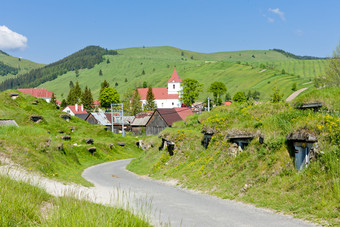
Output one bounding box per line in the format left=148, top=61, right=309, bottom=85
left=0, top=175, right=151, bottom=226
left=128, top=87, right=340, bottom=225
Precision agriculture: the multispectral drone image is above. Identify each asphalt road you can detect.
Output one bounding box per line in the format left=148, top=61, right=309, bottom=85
left=82, top=159, right=317, bottom=227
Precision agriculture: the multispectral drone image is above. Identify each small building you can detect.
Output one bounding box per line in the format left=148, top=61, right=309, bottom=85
left=62, top=104, right=88, bottom=116
left=105, top=113, right=134, bottom=133
left=146, top=107, right=193, bottom=135
left=86, top=112, right=111, bottom=130
left=9, top=93, right=19, bottom=100
left=130, top=112, right=153, bottom=135
left=296, top=102, right=323, bottom=111
left=17, top=88, right=54, bottom=103
left=222, top=100, right=232, bottom=106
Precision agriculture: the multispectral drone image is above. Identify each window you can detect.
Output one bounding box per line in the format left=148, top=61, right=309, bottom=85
left=173, top=84, right=175, bottom=89
left=172, top=102, right=174, bottom=106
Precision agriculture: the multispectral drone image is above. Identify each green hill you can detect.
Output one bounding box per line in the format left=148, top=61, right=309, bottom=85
left=127, top=87, right=340, bottom=225
left=0, top=50, right=44, bottom=83
left=36, top=46, right=327, bottom=101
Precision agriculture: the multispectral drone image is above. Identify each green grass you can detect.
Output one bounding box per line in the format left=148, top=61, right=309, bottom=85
left=127, top=87, right=340, bottom=225
left=0, top=174, right=151, bottom=226
left=0, top=90, right=143, bottom=186
left=0, top=52, right=44, bottom=83
left=37, top=46, right=326, bottom=101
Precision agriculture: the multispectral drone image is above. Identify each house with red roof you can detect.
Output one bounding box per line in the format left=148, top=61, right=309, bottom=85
left=17, top=88, right=54, bottom=103
left=137, top=68, right=182, bottom=109
left=62, top=104, right=88, bottom=116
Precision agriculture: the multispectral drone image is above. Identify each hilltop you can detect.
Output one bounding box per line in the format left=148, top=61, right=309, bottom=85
left=36, top=46, right=326, bottom=101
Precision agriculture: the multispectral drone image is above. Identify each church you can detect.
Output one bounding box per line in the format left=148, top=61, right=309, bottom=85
left=137, top=68, right=182, bottom=109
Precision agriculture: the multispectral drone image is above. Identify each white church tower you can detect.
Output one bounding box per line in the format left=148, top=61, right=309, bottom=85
left=167, top=67, right=182, bottom=96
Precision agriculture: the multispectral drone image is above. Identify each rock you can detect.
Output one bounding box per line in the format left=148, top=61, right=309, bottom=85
left=109, top=143, right=114, bottom=149
left=46, top=139, right=51, bottom=148
left=88, top=147, right=96, bottom=154
left=86, top=138, right=94, bottom=144
left=60, top=114, right=71, bottom=122
left=58, top=130, right=64, bottom=134
left=117, top=142, right=125, bottom=147
left=61, top=136, right=71, bottom=141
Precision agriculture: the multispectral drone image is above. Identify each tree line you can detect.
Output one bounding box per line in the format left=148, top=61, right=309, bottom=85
left=0, top=46, right=118, bottom=91
left=0, top=61, right=18, bottom=76
left=271, top=49, right=326, bottom=60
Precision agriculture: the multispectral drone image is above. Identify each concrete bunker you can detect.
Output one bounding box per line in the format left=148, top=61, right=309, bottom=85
left=295, top=102, right=323, bottom=112
left=286, top=131, right=318, bottom=171
left=225, top=133, right=255, bottom=151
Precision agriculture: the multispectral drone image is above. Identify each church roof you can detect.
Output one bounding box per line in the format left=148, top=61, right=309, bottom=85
left=137, top=87, right=179, bottom=100
left=167, top=67, right=182, bottom=83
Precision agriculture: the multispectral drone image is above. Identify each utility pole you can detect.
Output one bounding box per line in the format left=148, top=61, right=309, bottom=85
left=111, top=103, right=125, bottom=137
left=208, top=97, right=210, bottom=112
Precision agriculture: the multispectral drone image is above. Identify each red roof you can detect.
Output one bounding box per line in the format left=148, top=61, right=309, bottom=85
left=17, top=88, right=54, bottom=98
left=63, top=105, right=88, bottom=114
left=93, top=100, right=100, bottom=105
left=222, top=101, right=232, bottom=106
left=137, top=87, right=179, bottom=100
left=174, top=107, right=193, bottom=120
left=167, top=67, right=182, bottom=83
left=156, top=108, right=182, bottom=126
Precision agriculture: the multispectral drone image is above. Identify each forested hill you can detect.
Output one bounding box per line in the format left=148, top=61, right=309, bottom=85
left=271, top=49, right=326, bottom=60
left=0, top=46, right=117, bottom=91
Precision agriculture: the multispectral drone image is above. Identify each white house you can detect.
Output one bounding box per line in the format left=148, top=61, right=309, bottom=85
left=137, top=68, right=183, bottom=109
left=62, top=104, right=88, bottom=116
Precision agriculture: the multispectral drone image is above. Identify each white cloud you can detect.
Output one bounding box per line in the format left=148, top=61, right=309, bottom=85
left=267, top=17, right=275, bottom=23
left=0, top=25, right=28, bottom=50
left=268, top=8, right=286, bottom=21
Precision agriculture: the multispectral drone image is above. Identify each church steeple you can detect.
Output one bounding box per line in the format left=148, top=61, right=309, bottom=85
left=168, top=67, right=182, bottom=83
left=168, top=67, right=182, bottom=95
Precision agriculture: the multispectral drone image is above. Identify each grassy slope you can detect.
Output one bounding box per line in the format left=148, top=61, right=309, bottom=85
left=0, top=90, right=142, bottom=186
left=38, top=46, right=324, bottom=101
left=0, top=175, right=151, bottom=226
left=127, top=87, right=340, bottom=225
left=0, top=52, right=44, bottom=83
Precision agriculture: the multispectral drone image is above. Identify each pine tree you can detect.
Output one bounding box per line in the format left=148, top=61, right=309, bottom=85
left=131, top=88, right=142, bottom=115
left=51, top=93, right=57, bottom=108
left=145, top=86, right=156, bottom=111
left=81, top=86, right=93, bottom=111
left=100, top=80, right=110, bottom=94
left=61, top=99, right=67, bottom=108
left=99, top=69, right=103, bottom=76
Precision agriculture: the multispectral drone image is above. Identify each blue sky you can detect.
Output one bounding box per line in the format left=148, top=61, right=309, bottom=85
left=1, top=0, right=339, bottom=64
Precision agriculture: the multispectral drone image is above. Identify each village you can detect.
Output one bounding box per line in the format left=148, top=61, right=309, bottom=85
left=14, top=68, right=229, bottom=136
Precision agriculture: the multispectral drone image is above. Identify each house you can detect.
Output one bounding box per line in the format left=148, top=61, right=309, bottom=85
left=86, top=112, right=112, bottom=130
left=17, top=88, right=54, bottom=103
left=130, top=112, right=153, bottom=135
left=62, top=104, right=88, bottom=116
left=222, top=101, right=232, bottom=106
left=146, top=107, right=193, bottom=135
left=137, top=68, right=182, bottom=109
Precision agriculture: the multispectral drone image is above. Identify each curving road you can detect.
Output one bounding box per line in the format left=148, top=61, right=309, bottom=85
left=82, top=159, right=317, bottom=227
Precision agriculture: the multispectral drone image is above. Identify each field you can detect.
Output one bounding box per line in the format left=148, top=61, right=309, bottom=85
left=37, top=46, right=327, bottom=101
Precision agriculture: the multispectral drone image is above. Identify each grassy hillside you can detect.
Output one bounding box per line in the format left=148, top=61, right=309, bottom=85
left=38, top=46, right=325, bottom=101
left=127, top=87, right=340, bottom=225
left=0, top=51, right=44, bottom=83
left=0, top=89, right=142, bottom=186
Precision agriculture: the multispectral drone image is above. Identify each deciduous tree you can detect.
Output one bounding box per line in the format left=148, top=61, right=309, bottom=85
left=233, top=91, right=246, bottom=103
left=99, top=87, right=120, bottom=108
left=208, top=81, right=227, bottom=105
left=180, top=78, right=203, bottom=106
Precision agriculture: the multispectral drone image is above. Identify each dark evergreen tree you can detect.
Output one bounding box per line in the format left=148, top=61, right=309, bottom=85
left=51, top=93, right=57, bottom=108
left=100, top=80, right=110, bottom=94
left=142, top=81, right=147, bottom=88
left=131, top=88, right=142, bottom=115
left=69, top=81, right=74, bottom=88
left=144, top=86, right=156, bottom=111
left=115, top=82, right=118, bottom=87
left=61, top=99, right=67, bottom=108
left=99, top=69, right=103, bottom=76
left=81, top=86, right=93, bottom=111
